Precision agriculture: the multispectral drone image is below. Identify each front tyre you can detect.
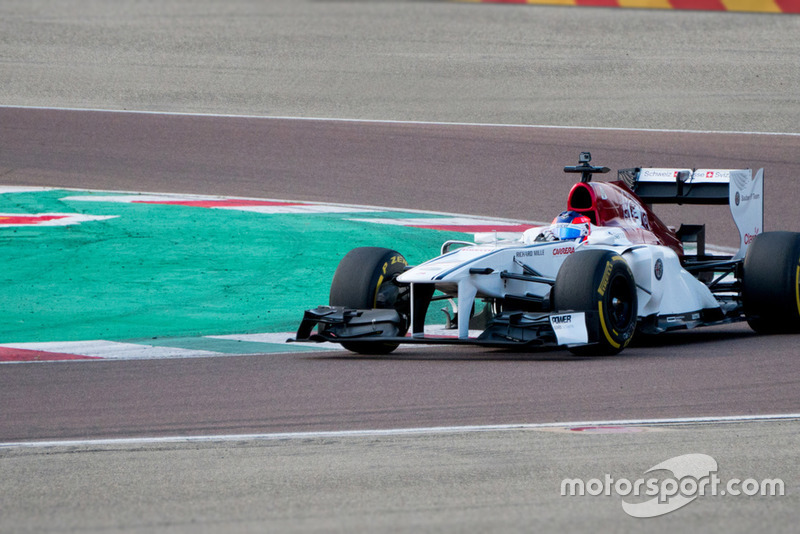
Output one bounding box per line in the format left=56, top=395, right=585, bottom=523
left=329, top=247, right=409, bottom=354
left=742, top=231, right=800, bottom=334
left=553, top=250, right=637, bottom=356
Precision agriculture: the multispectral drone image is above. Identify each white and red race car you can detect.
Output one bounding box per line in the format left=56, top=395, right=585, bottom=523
left=293, top=153, right=800, bottom=355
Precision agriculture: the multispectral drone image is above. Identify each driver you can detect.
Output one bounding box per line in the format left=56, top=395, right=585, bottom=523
left=537, top=210, right=592, bottom=242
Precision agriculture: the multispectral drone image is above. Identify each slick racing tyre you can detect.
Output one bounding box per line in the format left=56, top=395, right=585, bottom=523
left=553, top=250, right=637, bottom=356
left=742, top=231, right=800, bottom=334
left=329, top=247, right=409, bottom=354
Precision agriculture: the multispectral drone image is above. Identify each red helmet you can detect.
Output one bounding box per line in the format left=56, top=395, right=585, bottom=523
left=551, top=211, right=592, bottom=241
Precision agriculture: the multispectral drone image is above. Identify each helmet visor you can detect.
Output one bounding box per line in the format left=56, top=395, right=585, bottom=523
left=552, top=222, right=588, bottom=241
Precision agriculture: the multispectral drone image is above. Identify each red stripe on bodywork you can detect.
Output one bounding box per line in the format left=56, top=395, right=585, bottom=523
left=0, top=347, right=101, bottom=362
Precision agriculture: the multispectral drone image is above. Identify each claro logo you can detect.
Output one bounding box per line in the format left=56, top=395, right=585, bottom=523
left=744, top=229, right=760, bottom=245
left=553, top=247, right=575, bottom=256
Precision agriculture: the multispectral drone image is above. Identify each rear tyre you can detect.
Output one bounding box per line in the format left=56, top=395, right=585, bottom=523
left=329, top=247, right=409, bottom=354
left=742, top=231, right=800, bottom=334
left=553, top=250, right=637, bottom=356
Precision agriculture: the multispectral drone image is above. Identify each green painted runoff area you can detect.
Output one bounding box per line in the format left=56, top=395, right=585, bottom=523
left=0, top=190, right=471, bottom=343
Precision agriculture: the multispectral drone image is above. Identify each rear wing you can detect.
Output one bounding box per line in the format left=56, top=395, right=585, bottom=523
left=619, top=167, right=764, bottom=259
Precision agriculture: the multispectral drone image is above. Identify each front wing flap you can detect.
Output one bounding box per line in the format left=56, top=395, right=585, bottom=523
left=293, top=306, right=406, bottom=342
left=291, top=306, right=599, bottom=349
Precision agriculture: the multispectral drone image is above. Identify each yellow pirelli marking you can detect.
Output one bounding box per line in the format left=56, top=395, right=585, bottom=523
left=373, top=274, right=384, bottom=308
left=373, top=261, right=390, bottom=308
left=795, top=264, right=800, bottom=317
left=598, top=301, right=621, bottom=349
left=598, top=261, right=613, bottom=296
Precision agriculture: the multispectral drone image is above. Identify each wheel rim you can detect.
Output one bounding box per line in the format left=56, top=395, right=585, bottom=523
left=607, top=274, right=634, bottom=330
left=375, top=278, right=399, bottom=309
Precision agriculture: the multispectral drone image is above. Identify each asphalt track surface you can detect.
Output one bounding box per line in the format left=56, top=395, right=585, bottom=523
left=2, top=1, right=800, bottom=532
left=2, top=106, right=800, bottom=440
left=3, top=110, right=800, bottom=534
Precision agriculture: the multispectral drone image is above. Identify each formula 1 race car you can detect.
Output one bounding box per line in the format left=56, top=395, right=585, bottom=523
left=293, top=152, right=800, bottom=355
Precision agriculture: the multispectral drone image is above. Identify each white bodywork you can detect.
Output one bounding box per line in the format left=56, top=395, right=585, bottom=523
left=397, top=227, right=718, bottom=340
left=396, top=165, right=764, bottom=341
left=295, top=163, right=769, bottom=352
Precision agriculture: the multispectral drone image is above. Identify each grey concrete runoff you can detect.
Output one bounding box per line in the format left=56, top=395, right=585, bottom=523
left=2, top=1, right=799, bottom=532
left=1, top=420, right=798, bottom=533
left=1, top=0, right=799, bottom=133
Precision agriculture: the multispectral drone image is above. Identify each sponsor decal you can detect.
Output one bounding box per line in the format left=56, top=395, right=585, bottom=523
left=660, top=312, right=703, bottom=325
left=744, top=229, right=760, bottom=245
left=641, top=212, right=650, bottom=230
left=551, top=314, right=572, bottom=325
left=641, top=169, right=679, bottom=180
left=553, top=246, right=575, bottom=256
left=390, top=255, right=408, bottom=267
left=516, top=249, right=546, bottom=258
left=654, top=259, right=664, bottom=281
left=549, top=312, right=588, bottom=346
left=598, top=261, right=613, bottom=296
left=638, top=168, right=692, bottom=183
left=622, top=200, right=650, bottom=230
left=693, top=169, right=731, bottom=182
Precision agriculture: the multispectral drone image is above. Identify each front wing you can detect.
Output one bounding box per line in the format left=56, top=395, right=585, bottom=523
left=291, top=306, right=597, bottom=350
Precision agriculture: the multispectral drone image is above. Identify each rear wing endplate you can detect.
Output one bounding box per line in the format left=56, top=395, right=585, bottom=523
left=620, top=167, right=764, bottom=259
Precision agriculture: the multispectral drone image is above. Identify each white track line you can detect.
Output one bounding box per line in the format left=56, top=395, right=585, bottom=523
left=3, top=414, right=799, bottom=449
left=3, top=105, right=799, bottom=137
